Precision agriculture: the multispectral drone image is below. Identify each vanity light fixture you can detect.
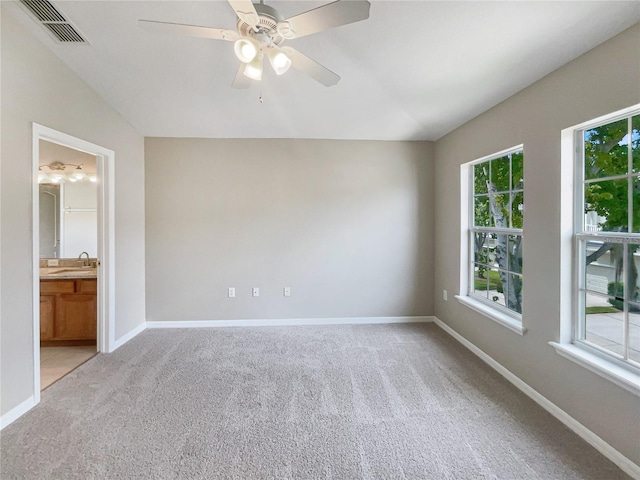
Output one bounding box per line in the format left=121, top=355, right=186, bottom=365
left=38, top=161, right=94, bottom=184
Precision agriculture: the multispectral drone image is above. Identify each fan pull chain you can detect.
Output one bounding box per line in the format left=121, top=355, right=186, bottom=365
left=259, top=86, right=264, bottom=104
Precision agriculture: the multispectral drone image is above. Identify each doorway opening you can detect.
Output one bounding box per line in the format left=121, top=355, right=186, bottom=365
left=32, top=124, right=115, bottom=402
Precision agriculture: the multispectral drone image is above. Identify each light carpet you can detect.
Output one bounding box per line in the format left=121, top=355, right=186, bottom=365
left=0, top=323, right=632, bottom=479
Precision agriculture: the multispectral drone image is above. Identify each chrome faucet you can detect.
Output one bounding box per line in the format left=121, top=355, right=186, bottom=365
left=78, top=251, right=90, bottom=266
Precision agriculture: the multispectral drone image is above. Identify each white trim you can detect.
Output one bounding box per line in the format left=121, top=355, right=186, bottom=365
left=32, top=125, right=117, bottom=406
left=455, top=295, right=526, bottom=335
left=112, top=322, right=146, bottom=351
left=466, top=144, right=524, bottom=166
left=433, top=317, right=640, bottom=480
left=568, top=103, right=640, bottom=131
left=147, top=316, right=434, bottom=329
left=0, top=396, right=37, bottom=431
left=549, top=342, right=640, bottom=397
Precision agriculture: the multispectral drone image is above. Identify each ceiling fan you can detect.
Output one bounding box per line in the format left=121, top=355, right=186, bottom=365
left=139, top=0, right=371, bottom=88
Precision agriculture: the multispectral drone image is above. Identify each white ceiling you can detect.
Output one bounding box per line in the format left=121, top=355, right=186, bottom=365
left=7, top=1, right=639, bottom=141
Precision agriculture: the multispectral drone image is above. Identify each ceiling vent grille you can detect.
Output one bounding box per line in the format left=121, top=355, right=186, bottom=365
left=20, top=0, right=87, bottom=43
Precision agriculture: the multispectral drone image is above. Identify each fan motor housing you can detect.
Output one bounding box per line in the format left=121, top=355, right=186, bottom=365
left=237, top=3, right=285, bottom=46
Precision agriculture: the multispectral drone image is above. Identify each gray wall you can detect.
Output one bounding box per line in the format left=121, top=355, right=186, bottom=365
left=1, top=7, right=146, bottom=415
left=433, top=24, right=640, bottom=465
left=145, top=138, right=434, bottom=322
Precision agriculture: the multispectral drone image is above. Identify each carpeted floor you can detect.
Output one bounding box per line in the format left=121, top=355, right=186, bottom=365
left=0, top=323, right=632, bottom=479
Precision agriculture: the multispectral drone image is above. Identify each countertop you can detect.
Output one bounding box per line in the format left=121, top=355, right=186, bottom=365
left=40, top=267, right=97, bottom=279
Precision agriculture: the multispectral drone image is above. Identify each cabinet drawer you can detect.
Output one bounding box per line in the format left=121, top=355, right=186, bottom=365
left=78, top=279, right=97, bottom=293
left=41, top=280, right=75, bottom=294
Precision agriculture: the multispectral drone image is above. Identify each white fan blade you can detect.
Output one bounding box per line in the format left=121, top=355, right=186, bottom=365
left=287, top=48, right=340, bottom=87
left=232, top=64, right=252, bottom=89
left=284, top=0, right=370, bottom=39
left=227, top=0, right=260, bottom=29
left=139, top=20, right=238, bottom=41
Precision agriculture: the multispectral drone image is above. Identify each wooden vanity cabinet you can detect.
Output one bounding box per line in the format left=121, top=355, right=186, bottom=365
left=40, top=278, right=96, bottom=346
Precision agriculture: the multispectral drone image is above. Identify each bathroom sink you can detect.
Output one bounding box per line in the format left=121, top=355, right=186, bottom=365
left=43, top=268, right=97, bottom=277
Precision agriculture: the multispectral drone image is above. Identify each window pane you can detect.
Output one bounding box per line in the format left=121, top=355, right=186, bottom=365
left=490, top=156, right=510, bottom=192
left=489, top=267, right=505, bottom=307
left=508, top=235, right=522, bottom=274
left=582, top=291, right=624, bottom=358
left=511, top=192, right=524, bottom=229
left=493, top=233, right=508, bottom=266
left=472, top=264, right=489, bottom=299
left=474, top=196, right=490, bottom=227
left=632, top=242, right=640, bottom=301
left=473, top=232, right=489, bottom=266
left=507, top=273, right=523, bottom=314
left=474, top=163, right=488, bottom=195
left=511, top=151, right=524, bottom=191
left=584, top=118, right=628, bottom=180
left=633, top=176, right=640, bottom=233
left=632, top=115, right=640, bottom=174
left=584, top=239, right=611, bottom=296
left=490, top=193, right=510, bottom=228
left=584, top=179, right=628, bottom=232
left=630, top=306, right=640, bottom=364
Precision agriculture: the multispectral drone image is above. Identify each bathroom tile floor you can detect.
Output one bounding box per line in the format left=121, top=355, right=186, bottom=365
left=40, top=346, right=97, bottom=390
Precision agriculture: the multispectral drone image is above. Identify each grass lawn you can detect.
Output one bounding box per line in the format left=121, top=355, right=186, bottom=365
left=474, top=270, right=502, bottom=291
left=585, top=306, right=620, bottom=314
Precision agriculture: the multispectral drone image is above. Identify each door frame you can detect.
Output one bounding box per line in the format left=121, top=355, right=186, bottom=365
left=32, top=123, right=116, bottom=401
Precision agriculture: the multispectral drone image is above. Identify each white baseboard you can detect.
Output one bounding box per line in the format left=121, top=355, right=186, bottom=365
left=0, top=395, right=37, bottom=431
left=111, top=322, right=146, bottom=351
left=432, top=317, right=640, bottom=480
left=147, top=316, right=434, bottom=329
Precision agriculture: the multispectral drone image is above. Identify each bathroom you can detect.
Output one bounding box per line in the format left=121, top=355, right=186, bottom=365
left=38, top=140, right=98, bottom=389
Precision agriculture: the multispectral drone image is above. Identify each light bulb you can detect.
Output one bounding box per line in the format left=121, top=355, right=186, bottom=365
left=234, top=37, right=258, bottom=63
left=72, top=167, right=87, bottom=181
left=243, top=55, right=263, bottom=80
left=267, top=48, right=292, bottom=75
left=89, top=175, right=97, bottom=183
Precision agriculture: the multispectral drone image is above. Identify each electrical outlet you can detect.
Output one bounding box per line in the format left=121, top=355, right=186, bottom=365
left=284, top=287, right=291, bottom=297
left=443, top=289, right=448, bottom=301
left=252, top=287, right=259, bottom=297
left=228, top=287, right=235, bottom=298
left=48, top=259, right=59, bottom=267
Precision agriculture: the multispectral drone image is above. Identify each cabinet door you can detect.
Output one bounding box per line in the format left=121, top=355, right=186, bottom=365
left=55, top=294, right=97, bottom=340
left=40, top=295, right=55, bottom=340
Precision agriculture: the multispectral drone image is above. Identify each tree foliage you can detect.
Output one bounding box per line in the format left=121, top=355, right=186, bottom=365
left=584, top=115, right=640, bottom=303
left=473, top=151, right=524, bottom=313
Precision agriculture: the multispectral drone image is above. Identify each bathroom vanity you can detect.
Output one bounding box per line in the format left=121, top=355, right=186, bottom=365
left=40, top=274, right=97, bottom=346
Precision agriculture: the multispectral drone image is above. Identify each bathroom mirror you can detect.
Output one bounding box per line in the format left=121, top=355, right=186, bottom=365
left=39, top=140, right=98, bottom=259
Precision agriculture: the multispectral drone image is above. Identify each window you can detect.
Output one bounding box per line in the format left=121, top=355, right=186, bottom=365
left=552, top=105, right=640, bottom=395
left=575, top=109, right=640, bottom=369
left=459, top=146, right=524, bottom=333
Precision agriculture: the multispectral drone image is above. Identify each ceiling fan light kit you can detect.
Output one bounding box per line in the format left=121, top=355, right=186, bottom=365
left=234, top=36, right=259, bottom=63
left=243, top=54, right=264, bottom=80
left=267, top=47, right=292, bottom=75
left=139, top=0, right=371, bottom=88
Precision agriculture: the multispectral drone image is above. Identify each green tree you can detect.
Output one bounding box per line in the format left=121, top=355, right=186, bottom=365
left=584, top=115, right=640, bottom=303
left=474, top=151, right=524, bottom=312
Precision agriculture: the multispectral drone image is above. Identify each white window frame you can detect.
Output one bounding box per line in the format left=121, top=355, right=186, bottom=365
left=551, top=104, right=640, bottom=396
left=457, top=145, right=526, bottom=335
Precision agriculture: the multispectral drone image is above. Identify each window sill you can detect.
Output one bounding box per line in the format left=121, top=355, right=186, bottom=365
left=549, top=342, right=640, bottom=397
left=455, top=295, right=526, bottom=335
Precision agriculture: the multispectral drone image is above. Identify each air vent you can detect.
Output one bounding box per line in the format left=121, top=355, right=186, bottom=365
left=20, top=0, right=87, bottom=43
left=45, top=23, right=85, bottom=43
